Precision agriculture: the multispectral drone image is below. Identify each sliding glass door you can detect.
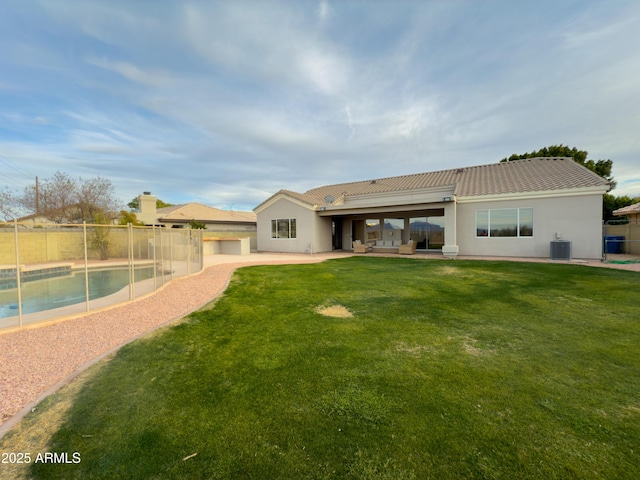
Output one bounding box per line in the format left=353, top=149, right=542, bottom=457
left=410, top=215, right=445, bottom=250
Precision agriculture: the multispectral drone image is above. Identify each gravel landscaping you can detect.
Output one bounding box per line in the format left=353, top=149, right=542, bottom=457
left=0, top=253, right=346, bottom=434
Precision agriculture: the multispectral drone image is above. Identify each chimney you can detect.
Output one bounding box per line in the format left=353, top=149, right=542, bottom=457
left=137, top=192, right=158, bottom=225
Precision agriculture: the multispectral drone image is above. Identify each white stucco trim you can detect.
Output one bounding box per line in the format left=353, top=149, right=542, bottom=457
left=456, top=185, right=610, bottom=204
left=323, top=185, right=456, bottom=212
left=317, top=202, right=451, bottom=217
left=254, top=193, right=316, bottom=214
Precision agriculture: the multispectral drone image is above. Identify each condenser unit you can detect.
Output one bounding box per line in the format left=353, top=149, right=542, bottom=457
left=550, top=240, right=572, bottom=260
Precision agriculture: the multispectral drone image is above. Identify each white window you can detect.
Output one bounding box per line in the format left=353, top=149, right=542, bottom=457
left=271, top=219, right=296, bottom=239
left=476, top=208, right=533, bottom=238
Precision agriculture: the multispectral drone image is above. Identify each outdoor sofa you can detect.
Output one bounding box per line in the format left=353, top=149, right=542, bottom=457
left=353, top=239, right=417, bottom=254
left=370, top=239, right=417, bottom=255
left=353, top=240, right=369, bottom=253
left=398, top=240, right=417, bottom=255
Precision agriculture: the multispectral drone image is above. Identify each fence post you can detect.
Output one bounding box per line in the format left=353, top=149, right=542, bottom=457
left=187, top=229, right=191, bottom=276
left=152, top=226, right=157, bottom=291
left=626, top=222, right=631, bottom=254
left=602, top=223, right=606, bottom=262
left=169, top=229, right=173, bottom=280
left=83, top=222, right=90, bottom=312
left=160, top=227, right=165, bottom=284
left=129, top=223, right=135, bottom=301
left=199, top=229, right=204, bottom=271
left=13, top=220, right=23, bottom=328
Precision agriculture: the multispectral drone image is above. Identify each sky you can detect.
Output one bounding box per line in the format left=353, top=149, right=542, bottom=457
left=1, top=0, right=639, bottom=213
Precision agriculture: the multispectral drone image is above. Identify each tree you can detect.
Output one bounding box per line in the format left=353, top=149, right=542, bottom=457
left=89, top=211, right=112, bottom=260
left=21, top=171, right=77, bottom=223
left=500, top=145, right=638, bottom=221
left=0, top=186, right=20, bottom=221
left=603, top=194, right=640, bottom=222
left=76, top=176, right=121, bottom=223
left=17, top=171, right=121, bottom=223
left=500, top=145, right=615, bottom=188
left=127, top=196, right=173, bottom=211
left=118, top=210, right=144, bottom=226
left=188, top=219, right=206, bottom=229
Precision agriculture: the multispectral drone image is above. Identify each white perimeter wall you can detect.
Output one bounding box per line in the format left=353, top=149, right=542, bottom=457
left=256, top=198, right=332, bottom=253
left=456, top=194, right=604, bottom=259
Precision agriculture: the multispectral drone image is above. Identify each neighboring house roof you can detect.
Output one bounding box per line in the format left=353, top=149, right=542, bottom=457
left=255, top=157, right=611, bottom=211
left=16, top=212, right=47, bottom=222
left=156, top=203, right=256, bottom=224
left=612, top=202, right=640, bottom=216
left=17, top=208, right=119, bottom=224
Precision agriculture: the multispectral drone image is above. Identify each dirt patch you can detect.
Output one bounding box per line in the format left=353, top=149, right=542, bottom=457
left=439, top=265, right=459, bottom=275
left=620, top=405, right=640, bottom=418
left=316, top=305, right=353, bottom=318
left=461, top=336, right=494, bottom=356
left=392, top=342, right=432, bottom=356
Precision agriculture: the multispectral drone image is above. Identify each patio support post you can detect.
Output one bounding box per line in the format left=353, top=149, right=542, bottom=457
left=404, top=218, right=410, bottom=244
left=442, top=199, right=459, bottom=259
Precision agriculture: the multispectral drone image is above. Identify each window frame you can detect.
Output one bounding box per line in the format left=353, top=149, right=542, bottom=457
left=270, top=218, right=297, bottom=239
left=475, top=208, right=533, bottom=238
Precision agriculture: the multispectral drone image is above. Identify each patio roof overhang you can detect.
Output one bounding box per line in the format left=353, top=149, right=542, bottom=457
left=317, top=184, right=456, bottom=217
left=318, top=203, right=449, bottom=217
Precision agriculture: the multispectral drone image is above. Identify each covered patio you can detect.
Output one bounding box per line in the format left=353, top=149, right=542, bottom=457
left=322, top=201, right=459, bottom=258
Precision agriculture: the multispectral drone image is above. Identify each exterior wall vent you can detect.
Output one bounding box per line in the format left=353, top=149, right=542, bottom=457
left=550, top=240, right=572, bottom=260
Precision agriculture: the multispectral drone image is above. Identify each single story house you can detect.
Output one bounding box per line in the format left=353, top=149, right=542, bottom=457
left=610, top=202, right=640, bottom=255
left=613, top=202, right=640, bottom=224
left=136, top=192, right=258, bottom=249
left=254, top=158, right=611, bottom=259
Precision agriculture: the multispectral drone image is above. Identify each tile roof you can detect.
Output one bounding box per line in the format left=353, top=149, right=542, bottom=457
left=157, top=203, right=256, bottom=223
left=303, top=157, right=610, bottom=206
left=613, top=201, right=640, bottom=216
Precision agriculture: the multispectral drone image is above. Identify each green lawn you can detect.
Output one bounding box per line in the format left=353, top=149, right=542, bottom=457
left=19, top=257, right=640, bottom=478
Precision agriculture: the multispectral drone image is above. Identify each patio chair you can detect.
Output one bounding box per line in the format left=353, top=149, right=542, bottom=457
left=398, top=239, right=417, bottom=255
left=353, top=240, right=369, bottom=253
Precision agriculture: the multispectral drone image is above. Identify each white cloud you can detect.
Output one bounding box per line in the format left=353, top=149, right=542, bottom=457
left=298, top=47, right=349, bottom=96
left=344, top=105, right=355, bottom=142
left=86, top=57, right=176, bottom=88
left=317, top=0, right=331, bottom=22
left=1, top=0, right=639, bottom=208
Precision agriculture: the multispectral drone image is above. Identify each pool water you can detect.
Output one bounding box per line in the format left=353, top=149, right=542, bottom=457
left=0, top=266, right=155, bottom=318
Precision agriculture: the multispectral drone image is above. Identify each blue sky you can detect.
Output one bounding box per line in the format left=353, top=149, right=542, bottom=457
left=1, top=0, right=639, bottom=212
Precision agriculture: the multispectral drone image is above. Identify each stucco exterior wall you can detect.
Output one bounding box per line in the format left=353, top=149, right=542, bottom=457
left=256, top=199, right=332, bottom=253
left=456, top=194, right=604, bottom=259
left=202, top=230, right=257, bottom=251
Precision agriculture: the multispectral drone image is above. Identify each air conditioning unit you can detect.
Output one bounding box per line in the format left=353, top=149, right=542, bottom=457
left=550, top=240, right=572, bottom=260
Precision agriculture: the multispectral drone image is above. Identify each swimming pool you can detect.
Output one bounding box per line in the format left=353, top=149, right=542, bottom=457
left=0, top=266, right=155, bottom=318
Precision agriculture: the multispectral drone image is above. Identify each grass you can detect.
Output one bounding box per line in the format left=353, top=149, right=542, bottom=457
left=2, top=257, right=639, bottom=479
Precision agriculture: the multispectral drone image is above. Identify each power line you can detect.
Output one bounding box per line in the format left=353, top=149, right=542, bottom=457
left=0, top=155, right=34, bottom=189
left=0, top=154, right=34, bottom=179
